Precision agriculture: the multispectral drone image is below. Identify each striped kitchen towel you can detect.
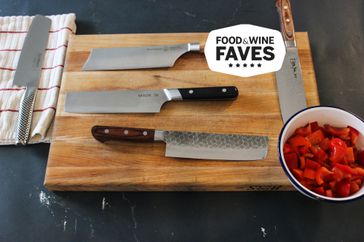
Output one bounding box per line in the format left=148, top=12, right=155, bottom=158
left=0, top=14, right=76, bottom=145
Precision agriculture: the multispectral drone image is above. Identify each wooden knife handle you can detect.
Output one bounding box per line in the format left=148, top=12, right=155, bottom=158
left=178, top=86, right=238, bottom=100
left=91, top=126, right=155, bottom=143
left=275, top=0, right=296, bottom=42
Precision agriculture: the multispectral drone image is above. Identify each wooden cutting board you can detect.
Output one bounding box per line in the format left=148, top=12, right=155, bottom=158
left=44, top=33, right=319, bottom=191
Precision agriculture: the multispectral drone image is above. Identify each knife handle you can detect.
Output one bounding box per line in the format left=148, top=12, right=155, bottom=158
left=177, top=86, right=238, bottom=100
left=15, top=87, right=37, bottom=145
left=92, top=126, right=155, bottom=143
left=275, top=0, right=296, bottom=44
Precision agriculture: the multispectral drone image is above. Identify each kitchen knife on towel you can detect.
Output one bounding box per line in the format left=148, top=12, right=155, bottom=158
left=275, top=0, right=307, bottom=123
left=65, top=86, right=238, bottom=113
left=12, top=15, right=51, bottom=145
left=83, top=42, right=200, bottom=70
left=91, top=126, right=269, bottom=161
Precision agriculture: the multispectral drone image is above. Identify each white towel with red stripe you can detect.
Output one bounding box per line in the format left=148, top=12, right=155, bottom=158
left=0, top=14, right=76, bottom=145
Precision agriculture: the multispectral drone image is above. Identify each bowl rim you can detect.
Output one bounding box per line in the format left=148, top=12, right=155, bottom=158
left=278, top=105, right=364, bottom=202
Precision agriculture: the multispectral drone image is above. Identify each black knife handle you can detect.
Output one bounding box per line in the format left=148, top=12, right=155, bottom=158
left=178, top=86, right=238, bottom=100
left=275, top=0, right=296, bottom=42
left=92, top=126, right=155, bottom=143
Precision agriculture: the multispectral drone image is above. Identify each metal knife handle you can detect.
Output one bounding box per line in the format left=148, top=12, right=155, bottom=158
left=91, top=126, right=155, bottom=143
left=15, top=87, right=37, bottom=145
left=275, top=0, right=296, bottom=46
left=177, top=86, right=238, bottom=100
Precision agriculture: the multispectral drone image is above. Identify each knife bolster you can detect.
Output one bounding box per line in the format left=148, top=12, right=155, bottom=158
left=164, top=89, right=183, bottom=101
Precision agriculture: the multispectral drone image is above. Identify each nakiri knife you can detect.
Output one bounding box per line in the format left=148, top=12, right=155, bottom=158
left=275, top=0, right=307, bottom=123
left=91, top=126, right=269, bottom=161
left=83, top=42, right=201, bottom=71
left=65, top=86, right=238, bottom=113
left=13, top=15, right=51, bottom=145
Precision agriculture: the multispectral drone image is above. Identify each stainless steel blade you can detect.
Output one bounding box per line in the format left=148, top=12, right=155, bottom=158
left=65, top=89, right=172, bottom=113
left=158, top=131, right=268, bottom=161
left=13, top=15, right=51, bottom=87
left=82, top=42, right=200, bottom=70
left=275, top=47, right=307, bottom=123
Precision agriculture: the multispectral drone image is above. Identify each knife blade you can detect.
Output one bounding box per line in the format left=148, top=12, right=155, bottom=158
left=13, top=15, right=51, bottom=145
left=275, top=0, right=307, bottom=123
left=91, top=126, right=269, bottom=161
left=83, top=42, right=201, bottom=71
left=65, top=86, right=238, bottom=113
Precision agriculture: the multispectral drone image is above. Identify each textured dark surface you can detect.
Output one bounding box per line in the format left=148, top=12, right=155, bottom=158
left=1, top=0, right=364, bottom=241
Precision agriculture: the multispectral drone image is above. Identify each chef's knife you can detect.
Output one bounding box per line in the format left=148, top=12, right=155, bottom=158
left=65, top=86, right=238, bottom=113
left=83, top=42, right=200, bottom=71
left=91, top=126, right=269, bottom=161
left=275, top=0, right=307, bottom=123
left=13, top=15, right=51, bottom=145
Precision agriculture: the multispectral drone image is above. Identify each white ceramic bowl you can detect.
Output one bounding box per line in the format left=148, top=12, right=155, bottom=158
left=279, top=106, right=364, bottom=201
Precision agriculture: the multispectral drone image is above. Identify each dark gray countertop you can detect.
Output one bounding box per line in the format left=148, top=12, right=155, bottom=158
left=1, top=0, right=364, bottom=241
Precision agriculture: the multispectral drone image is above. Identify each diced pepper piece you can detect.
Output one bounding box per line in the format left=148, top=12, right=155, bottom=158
left=315, top=167, right=333, bottom=186
left=329, top=138, right=348, bottom=163
left=332, top=167, right=344, bottom=182
left=310, top=145, right=328, bottom=163
left=319, top=138, right=331, bottom=151
left=334, top=163, right=358, bottom=175
left=292, top=169, right=303, bottom=179
left=308, top=129, right=325, bottom=145
left=310, top=122, right=320, bottom=132
left=299, top=156, right=306, bottom=169
left=335, top=179, right=351, bottom=197
left=288, top=135, right=311, bottom=149
left=329, top=181, right=337, bottom=190
left=303, top=168, right=316, bottom=180
left=314, top=187, right=325, bottom=196
left=354, top=167, right=364, bottom=176
left=350, top=181, right=360, bottom=195
left=345, top=147, right=355, bottom=163
left=358, top=150, right=364, bottom=167
left=352, top=178, right=362, bottom=187
left=283, top=143, right=295, bottom=154
left=348, top=126, right=359, bottom=145
left=326, top=189, right=333, bottom=197
left=305, top=159, right=321, bottom=170
left=295, top=123, right=311, bottom=137
left=284, top=153, right=299, bottom=170
left=324, top=125, right=350, bottom=140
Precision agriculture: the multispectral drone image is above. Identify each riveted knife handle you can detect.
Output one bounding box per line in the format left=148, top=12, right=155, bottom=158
left=178, top=86, right=238, bottom=100
left=92, top=126, right=155, bottom=143
left=15, top=87, right=37, bottom=145
left=275, top=0, right=296, bottom=43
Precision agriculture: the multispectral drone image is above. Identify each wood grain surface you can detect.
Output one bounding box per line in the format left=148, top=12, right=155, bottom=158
left=44, top=32, right=320, bottom=191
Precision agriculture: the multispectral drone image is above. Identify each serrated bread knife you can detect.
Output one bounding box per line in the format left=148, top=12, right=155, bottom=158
left=65, top=86, right=238, bottom=113
left=83, top=42, right=200, bottom=70
left=91, top=126, right=269, bottom=161
left=275, top=0, right=307, bottom=123
left=12, top=15, right=51, bottom=145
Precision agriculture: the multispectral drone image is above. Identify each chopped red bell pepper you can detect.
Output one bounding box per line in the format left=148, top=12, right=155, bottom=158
left=335, top=179, right=351, bottom=197
left=345, top=147, right=355, bottom=163
left=349, top=126, right=359, bottom=145
left=310, top=122, right=320, bottom=132
left=308, top=129, right=325, bottom=145
left=284, top=152, right=299, bottom=170
left=303, top=168, right=316, bottom=180
left=329, top=138, right=347, bottom=163
left=288, top=135, right=311, bottom=149
left=295, top=123, right=312, bottom=137
left=315, top=166, right=333, bottom=185
left=284, top=122, right=364, bottom=198
left=305, top=159, right=321, bottom=170
left=324, top=124, right=350, bottom=140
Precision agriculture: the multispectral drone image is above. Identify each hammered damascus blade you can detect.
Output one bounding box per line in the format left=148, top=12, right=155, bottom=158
left=164, top=131, right=268, bottom=160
